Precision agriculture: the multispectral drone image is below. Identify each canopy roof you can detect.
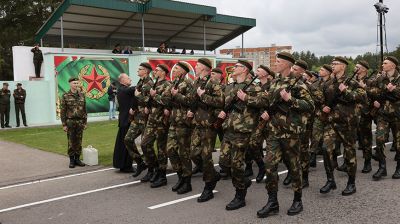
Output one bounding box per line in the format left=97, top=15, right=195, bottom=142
left=35, top=0, right=256, bottom=50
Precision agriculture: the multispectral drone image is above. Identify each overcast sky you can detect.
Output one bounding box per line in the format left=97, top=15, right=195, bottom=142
left=176, top=0, right=400, bottom=57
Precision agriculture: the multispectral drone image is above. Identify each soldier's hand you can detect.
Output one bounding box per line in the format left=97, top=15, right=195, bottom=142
left=261, top=111, right=270, bottom=121
left=129, top=108, right=135, bottom=115
left=387, top=83, right=396, bottom=92
left=144, top=107, right=149, bottom=114
left=339, top=83, right=348, bottom=92
left=218, top=111, right=226, bottom=119
left=171, top=87, right=178, bottom=96
left=280, top=89, right=291, bottom=102
left=150, top=88, right=156, bottom=97
left=164, top=109, right=170, bottom=116
left=322, top=106, right=331, bottom=113
left=374, top=101, right=380, bottom=108
left=237, top=89, right=247, bottom=101
left=134, top=89, right=141, bottom=96
left=197, top=87, right=206, bottom=97
left=359, top=80, right=367, bottom=89
left=187, top=111, right=194, bottom=118
left=63, top=126, right=68, bottom=132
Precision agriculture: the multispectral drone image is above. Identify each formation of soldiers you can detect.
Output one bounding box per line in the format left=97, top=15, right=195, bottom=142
left=121, top=53, right=400, bottom=219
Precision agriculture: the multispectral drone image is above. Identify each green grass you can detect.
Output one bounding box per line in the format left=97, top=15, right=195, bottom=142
left=0, top=121, right=222, bottom=166
left=0, top=120, right=118, bottom=166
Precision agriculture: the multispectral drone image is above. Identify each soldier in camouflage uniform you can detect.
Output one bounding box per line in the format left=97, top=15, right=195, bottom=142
left=319, top=56, right=366, bottom=196
left=370, top=56, right=400, bottom=180
left=245, top=65, right=275, bottom=183
left=257, top=52, right=314, bottom=218
left=60, top=77, right=87, bottom=168
left=186, top=59, right=224, bottom=202
left=164, top=61, right=194, bottom=194
left=140, top=64, right=171, bottom=188
left=354, top=60, right=374, bottom=173
left=124, top=62, right=153, bottom=178
left=218, top=60, right=263, bottom=210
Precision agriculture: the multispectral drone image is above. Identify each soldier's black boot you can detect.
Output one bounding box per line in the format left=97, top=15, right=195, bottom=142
left=74, top=155, right=85, bottom=167
left=151, top=169, right=167, bottom=188
left=302, top=171, right=309, bottom=189
left=287, top=191, right=303, bottom=216
left=219, top=165, right=231, bottom=179
left=392, top=160, right=400, bottom=179
left=257, top=191, right=279, bottom=218
left=172, top=171, right=183, bottom=192
left=283, top=172, right=292, bottom=186
left=310, top=153, right=317, bottom=168
left=342, top=176, right=356, bottom=196
left=361, top=159, right=372, bottom=173
left=372, top=159, right=387, bottom=181
left=198, top=173, right=220, bottom=202
left=192, top=164, right=203, bottom=175
left=69, top=156, right=75, bottom=168
left=336, top=163, right=347, bottom=172
left=132, top=161, right=147, bottom=177
left=244, top=162, right=254, bottom=177
left=320, top=174, right=337, bottom=194
left=390, top=145, right=396, bottom=152
left=150, top=168, right=159, bottom=183
left=177, top=176, right=192, bottom=194
left=140, top=168, right=154, bottom=182
left=226, top=188, right=246, bottom=210
left=255, top=160, right=266, bottom=183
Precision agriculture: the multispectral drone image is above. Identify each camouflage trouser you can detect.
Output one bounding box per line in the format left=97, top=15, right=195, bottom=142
left=220, top=132, right=251, bottom=189
left=124, top=121, right=144, bottom=163
left=375, top=117, right=400, bottom=161
left=190, top=127, right=218, bottom=182
left=219, top=131, right=234, bottom=171
left=265, top=135, right=302, bottom=193
left=167, top=126, right=192, bottom=177
left=246, top=126, right=267, bottom=164
left=300, top=120, right=314, bottom=173
left=323, top=124, right=357, bottom=177
left=357, top=114, right=372, bottom=160
left=66, top=119, right=85, bottom=157
left=310, top=118, right=324, bottom=154
left=141, top=126, right=168, bottom=170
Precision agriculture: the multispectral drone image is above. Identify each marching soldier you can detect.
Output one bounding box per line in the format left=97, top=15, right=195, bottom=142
left=370, top=56, right=400, bottom=180
left=124, top=62, right=153, bottom=176
left=257, top=52, right=314, bottom=218
left=60, top=78, right=87, bottom=168
left=187, top=58, right=224, bottom=202
left=140, top=64, right=171, bottom=188
left=165, top=61, right=194, bottom=194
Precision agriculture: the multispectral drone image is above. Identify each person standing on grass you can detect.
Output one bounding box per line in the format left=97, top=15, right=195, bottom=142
left=60, top=77, right=87, bottom=168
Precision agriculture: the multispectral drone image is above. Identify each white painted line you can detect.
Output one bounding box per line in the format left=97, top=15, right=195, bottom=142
left=148, top=190, right=218, bottom=210
left=0, top=179, right=141, bottom=213
left=317, top=155, right=344, bottom=163
left=0, top=168, right=116, bottom=191
left=251, top=168, right=289, bottom=182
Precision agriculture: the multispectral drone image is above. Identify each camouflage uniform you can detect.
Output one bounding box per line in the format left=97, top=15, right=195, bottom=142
left=60, top=90, right=87, bottom=157
left=264, top=74, right=314, bottom=194
left=140, top=79, right=171, bottom=172
left=321, top=73, right=366, bottom=188
left=165, top=77, right=194, bottom=178
left=189, top=76, right=224, bottom=183
left=309, top=79, right=325, bottom=160
left=124, top=76, right=153, bottom=165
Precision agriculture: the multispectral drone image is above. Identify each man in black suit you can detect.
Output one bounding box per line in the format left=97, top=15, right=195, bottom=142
left=113, top=73, right=138, bottom=172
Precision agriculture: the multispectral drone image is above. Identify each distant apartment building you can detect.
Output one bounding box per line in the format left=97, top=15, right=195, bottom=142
left=219, top=44, right=292, bottom=69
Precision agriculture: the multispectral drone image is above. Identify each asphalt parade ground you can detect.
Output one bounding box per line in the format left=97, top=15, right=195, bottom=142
left=1, top=130, right=400, bottom=224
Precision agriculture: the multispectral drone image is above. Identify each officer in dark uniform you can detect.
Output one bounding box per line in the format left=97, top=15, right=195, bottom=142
left=13, top=83, right=27, bottom=127
left=31, top=43, right=43, bottom=78
left=0, top=83, right=11, bottom=128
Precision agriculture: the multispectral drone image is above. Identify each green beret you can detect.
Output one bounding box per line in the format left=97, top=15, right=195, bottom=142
left=277, top=52, right=295, bottom=64
left=176, top=61, right=190, bottom=73
left=68, top=77, right=79, bottom=83
left=139, top=62, right=153, bottom=71
left=311, top=71, right=319, bottom=78
left=333, top=56, right=348, bottom=65
left=384, top=56, right=399, bottom=66
left=357, top=60, right=370, bottom=70
left=304, top=70, right=313, bottom=77
left=211, top=67, right=223, bottom=74
left=157, top=64, right=169, bottom=74
left=295, top=59, right=308, bottom=70
left=198, top=58, right=212, bottom=69
left=322, top=64, right=333, bottom=73
left=259, top=65, right=275, bottom=78
left=237, top=60, right=253, bottom=71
